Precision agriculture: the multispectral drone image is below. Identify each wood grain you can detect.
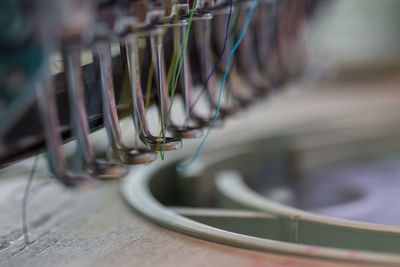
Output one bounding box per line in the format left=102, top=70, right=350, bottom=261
left=0, top=167, right=372, bottom=267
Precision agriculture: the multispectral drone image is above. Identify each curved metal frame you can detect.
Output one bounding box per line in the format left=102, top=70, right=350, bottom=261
left=122, top=145, right=400, bottom=266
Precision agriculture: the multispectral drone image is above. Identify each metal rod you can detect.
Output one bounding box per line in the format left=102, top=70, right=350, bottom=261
left=36, top=75, right=94, bottom=187
left=63, top=47, right=126, bottom=179
left=94, top=42, right=156, bottom=164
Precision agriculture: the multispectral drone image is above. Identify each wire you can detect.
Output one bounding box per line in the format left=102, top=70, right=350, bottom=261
left=177, top=0, right=260, bottom=172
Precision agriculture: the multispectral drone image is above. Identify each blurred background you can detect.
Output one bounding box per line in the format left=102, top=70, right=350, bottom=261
left=306, top=0, right=400, bottom=77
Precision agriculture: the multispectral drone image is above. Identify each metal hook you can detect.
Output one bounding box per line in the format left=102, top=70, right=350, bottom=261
left=63, top=46, right=127, bottom=179
left=36, top=75, right=95, bottom=187
left=124, top=31, right=182, bottom=151
left=93, top=42, right=156, bottom=165
left=151, top=26, right=203, bottom=139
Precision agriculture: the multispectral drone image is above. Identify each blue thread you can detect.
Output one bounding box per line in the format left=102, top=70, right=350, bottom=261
left=188, top=0, right=233, bottom=115
left=178, top=0, right=260, bottom=172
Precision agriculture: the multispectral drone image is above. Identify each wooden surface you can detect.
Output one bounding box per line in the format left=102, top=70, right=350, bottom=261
left=2, top=74, right=400, bottom=267
left=0, top=170, right=373, bottom=267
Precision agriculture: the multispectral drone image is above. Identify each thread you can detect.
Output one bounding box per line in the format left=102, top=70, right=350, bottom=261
left=178, top=0, right=260, bottom=172
left=22, top=155, right=39, bottom=245
left=160, top=0, right=198, bottom=159
left=158, top=38, right=179, bottom=158
left=187, top=0, right=233, bottom=116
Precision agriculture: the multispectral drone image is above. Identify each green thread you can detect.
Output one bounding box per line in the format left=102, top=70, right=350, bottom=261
left=160, top=0, right=197, bottom=160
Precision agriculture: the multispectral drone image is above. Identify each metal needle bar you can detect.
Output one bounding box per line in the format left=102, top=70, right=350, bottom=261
left=236, top=1, right=269, bottom=98
left=63, top=47, right=127, bottom=179
left=36, top=76, right=95, bottom=187
left=152, top=26, right=203, bottom=139
left=125, top=33, right=181, bottom=151
left=94, top=42, right=156, bottom=165
left=195, top=13, right=238, bottom=117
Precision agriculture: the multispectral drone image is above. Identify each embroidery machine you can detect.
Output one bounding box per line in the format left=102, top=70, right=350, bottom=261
left=2, top=0, right=400, bottom=266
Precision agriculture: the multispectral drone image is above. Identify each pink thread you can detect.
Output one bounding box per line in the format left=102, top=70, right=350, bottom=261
left=304, top=247, right=321, bottom=255
left=279, top=259, right=294, bottom=266
left=251, top=255, right=266, bottom=267
left=348, top=250, right=359, bottom=258
left=251, top=255, right=295, bottom=267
